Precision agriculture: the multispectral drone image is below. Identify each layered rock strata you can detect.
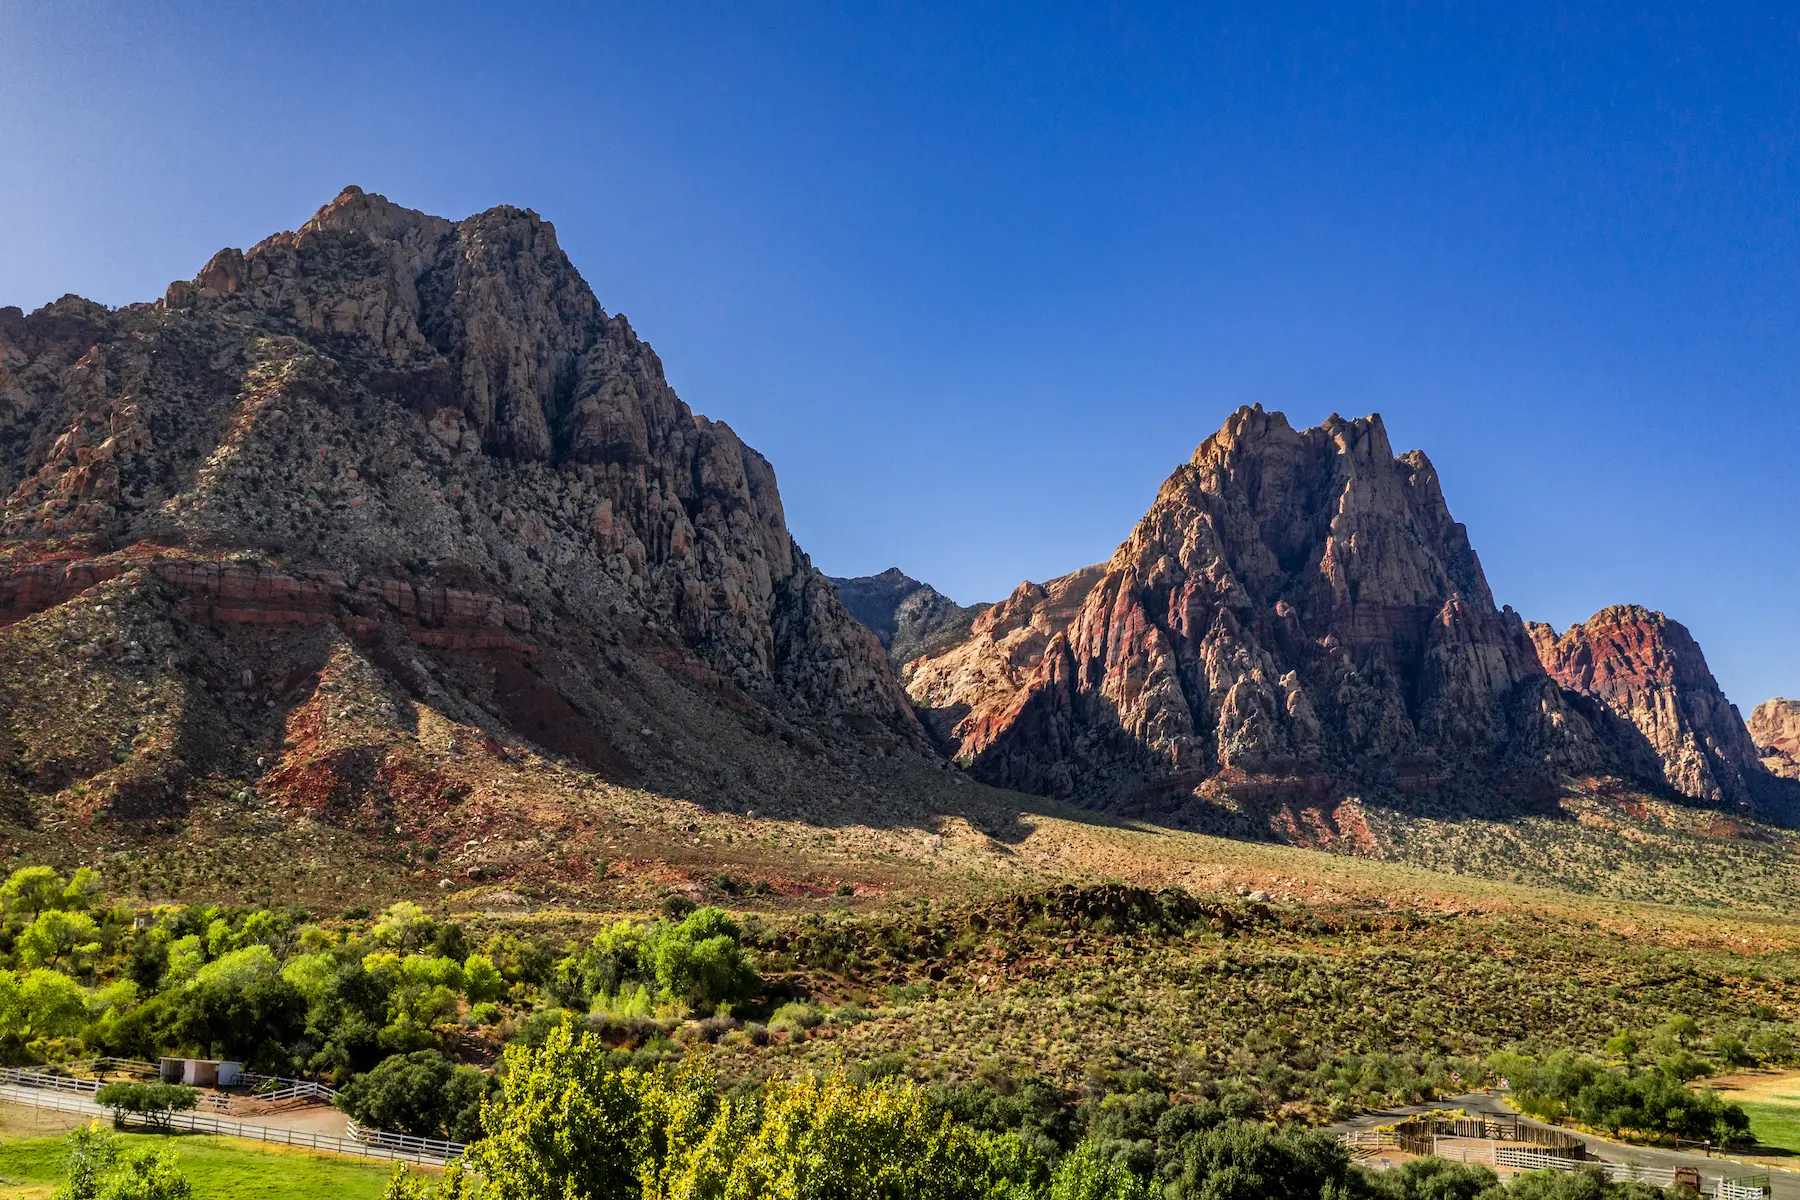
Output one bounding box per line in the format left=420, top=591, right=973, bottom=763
left=0, top=187, right=927, bottom=826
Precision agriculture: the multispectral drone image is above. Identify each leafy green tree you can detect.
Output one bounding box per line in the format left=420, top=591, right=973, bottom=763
left=1162, top=1121, right=1353, bottom=1200
left=3, top=866, right=71, bottom=922
left=373, top=903, right=437, bottom=952
left=1048, top=1141, right=1154, bottom=1200
left=55, top=1121, right=119, bottom=1200
left=463, top=954, right=505, bottom=1005
left=467, top=1022, right=648, bottom=1200
left=92, top=1145, right=192, bottom=1200
left=648, top=908, right=756, bottom=1016
left=18, top=909, right=102, bottom=972
left=710, top=1071, right=1012, bottom=1200
left=0, top=967, right=88, bottom=1054
left=337, top=1050, right=491, bottom=1142
left=1363, top=1156, right=1498, bottom=1200
left=93, top=1083, right=200, bottom=1132
left=167, top=944, right=305, bottom=1067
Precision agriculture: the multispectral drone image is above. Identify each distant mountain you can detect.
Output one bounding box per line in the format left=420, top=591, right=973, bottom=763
left=829, top=568, right=989, bottom=668
left=1751, top=699, right=1800, bottom=782
left=903, top=404, right=1797, bottom=833
left=0, top=187, right=931, bottom=832
left=1528, top=607, right=1777, bottom=809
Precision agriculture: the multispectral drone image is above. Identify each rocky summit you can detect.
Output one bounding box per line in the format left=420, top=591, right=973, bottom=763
left=1528, top=606, right=1778, bottom=810
left=903, top=405, right=1795, bottom=835
left=829, top=568, right=989, bottom=668
left=0, top=187, right=933, bottom=835
left=0, top=191, right=1792, bottom=875
left=1751, top=698, right=1800, bottom=782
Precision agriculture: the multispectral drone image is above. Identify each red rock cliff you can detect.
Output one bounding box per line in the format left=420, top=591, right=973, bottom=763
left=907, top=405, right=1599, bottom=812
left=1527, top=606, right=1769, bottom=807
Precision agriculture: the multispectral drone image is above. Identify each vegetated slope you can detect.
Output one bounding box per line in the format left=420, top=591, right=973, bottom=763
left=0, top=186, right=957, bottom=848
left=905, top=404, right=1798, bottom=846
left=1752, top=698, right=1800, bottom=782
left=830, top=567, right=990, bottom=667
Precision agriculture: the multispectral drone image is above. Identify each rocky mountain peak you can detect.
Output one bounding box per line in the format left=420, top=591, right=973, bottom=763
left=905, top=405, right=1578, bottom=823
left=1526, top=606, right=1768, bottom=808
left=1, top=189, right=927, bottom=829
left=1749, top=698, right=1800, bottom=782
left=828, top=569, right=990, bottom=669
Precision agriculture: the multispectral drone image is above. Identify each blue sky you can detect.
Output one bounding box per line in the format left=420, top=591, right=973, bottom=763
left=2, top=3, right=1796, bottom=711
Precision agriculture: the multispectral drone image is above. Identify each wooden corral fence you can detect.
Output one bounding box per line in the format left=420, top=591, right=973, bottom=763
left=1340, top=1111, right=1768, bottom=1199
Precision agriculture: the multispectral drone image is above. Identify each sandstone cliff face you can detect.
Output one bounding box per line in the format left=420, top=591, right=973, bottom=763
left=1527, top=607, right=1771, bottom=808
left=1750, top=699, right=1800, bottom=782
left=0, top=187, right=925, bottom=826
left=906, top=406, right=1600, bottom=817
left=829, top=568, right=990, bottom=668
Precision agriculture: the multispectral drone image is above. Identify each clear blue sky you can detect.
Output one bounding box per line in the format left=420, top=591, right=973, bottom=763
left=3, top=3, right=1796, bottom=711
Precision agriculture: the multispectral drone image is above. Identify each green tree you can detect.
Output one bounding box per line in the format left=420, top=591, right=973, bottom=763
left=1163, top=1121, right=1354, bottom=1200
left=712, top=1071, right=1007, bottom=1200
left=463, top=954, right=506, bottom=1005
left=0, top=967, right=89, bottom=1054
left=648, top=908, right=756, bottom=1016
left=18, top=909, right=102, bottom=972
left=94, top=1083, right=200, bottom=1132
left=54, top=1121, right=119, bottom=1200
left=337, top=1050, right=491, bottom=1142
left=467, top=1022, right=648, bottom=1200
left=3, top=866, right=71, bottom=922
left=93, top=1145, right=192, bottom=1200
left=1048, top=1141, right=1153, bottom=1200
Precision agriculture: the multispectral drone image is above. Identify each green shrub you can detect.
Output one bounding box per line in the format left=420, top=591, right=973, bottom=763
left=53, top=1125, right=192, bottom=1200
left=769, top=1002, right=822, bottom=1033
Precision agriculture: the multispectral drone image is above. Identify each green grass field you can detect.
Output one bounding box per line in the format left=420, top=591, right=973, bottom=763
left=1735, top=1102, right=1800, bottom=1155
left=0, top=1130, right=395, bottom=1200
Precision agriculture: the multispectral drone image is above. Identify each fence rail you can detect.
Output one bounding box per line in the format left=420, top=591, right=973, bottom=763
left=1488, top=1144, right=1766, bottom=1198
left=346, top=1120, right=468, bottom=1159
left=0, top=1080, right=459, bottom=1166
left=1343, top=1125, right=1768, bottom=1199
left=0, top=1068, right=101, bottom=1095
left=243, top=1072, right=339, bottom=1102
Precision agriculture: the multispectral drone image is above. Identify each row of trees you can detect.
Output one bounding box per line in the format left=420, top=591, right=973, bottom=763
left=1488, top=1051, right=1749, bottom=1144
left=0, top=863, right=756, bottom=1089
left=377, top=1029, right=1718, bottom=1200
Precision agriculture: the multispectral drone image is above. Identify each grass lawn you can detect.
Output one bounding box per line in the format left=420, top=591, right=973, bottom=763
left=1737, top=1103, right=1800, bottom=1156
left=0, top=1129, right=398, bottom=1199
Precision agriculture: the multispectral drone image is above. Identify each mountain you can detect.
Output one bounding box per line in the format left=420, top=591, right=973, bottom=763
left=0, top=187, right=934, bottom=835
left=829, top=568, right=989, bottom=667
left=1527, top=607, right=1773, bottom=808
left=902, top=404, right=1795, bottom=836
left=904, top=405, right=1610, bottom=828
left=1751, top=699, right=1800, bottom=782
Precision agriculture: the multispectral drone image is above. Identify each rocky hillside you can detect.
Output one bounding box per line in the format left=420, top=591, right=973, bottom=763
left=904, top=406, right=1610, bottom=832
left=829, top=568, right=989, bottom=667
left=0, top=187, right=935, bottom=836
left=1751, top=699, right=1800, bottom=781
left=1527, top=607, right=1774, bottom=808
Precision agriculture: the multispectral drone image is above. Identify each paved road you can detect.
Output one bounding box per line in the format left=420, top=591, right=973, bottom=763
left=1329, top=1092, right=1800, bottom=1200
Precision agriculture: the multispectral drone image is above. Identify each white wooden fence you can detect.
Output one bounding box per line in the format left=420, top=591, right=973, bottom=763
left=0, top=1077, right=462, bottom=1165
